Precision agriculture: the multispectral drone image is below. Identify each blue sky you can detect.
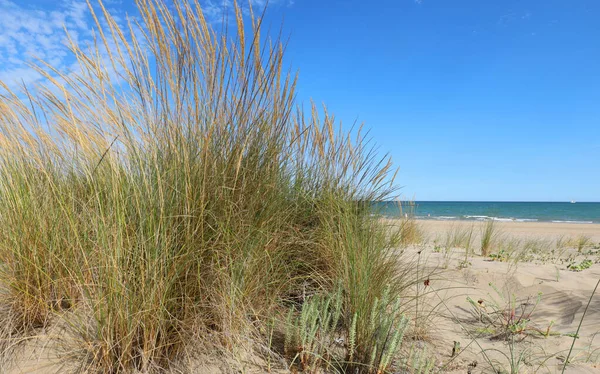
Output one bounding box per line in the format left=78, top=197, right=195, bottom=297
left=1, top=0, right=599, bottom=201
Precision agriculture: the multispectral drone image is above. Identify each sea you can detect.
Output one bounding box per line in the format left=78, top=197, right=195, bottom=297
left=372, top=201, right=600, bottom=224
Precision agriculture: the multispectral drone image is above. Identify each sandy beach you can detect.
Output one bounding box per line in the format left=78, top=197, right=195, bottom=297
left=417, top=219, right=600, bottom=241
left=397, top=219, right=600, bottom=373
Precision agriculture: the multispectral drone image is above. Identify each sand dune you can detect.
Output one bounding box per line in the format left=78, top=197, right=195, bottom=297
left=409, top=220, right=600, bottom=373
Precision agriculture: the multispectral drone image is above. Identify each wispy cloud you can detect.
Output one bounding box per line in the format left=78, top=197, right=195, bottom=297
left=200, top=0, right=295, bottom=23
left=497, top=10, right=533, bottom=26
left=0, top=0, right=135, bottom=89
left=0, top=0, right=294, bottom=90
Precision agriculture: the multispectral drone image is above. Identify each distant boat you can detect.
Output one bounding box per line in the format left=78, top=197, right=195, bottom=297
left=570, top=200, right=576, bottom=204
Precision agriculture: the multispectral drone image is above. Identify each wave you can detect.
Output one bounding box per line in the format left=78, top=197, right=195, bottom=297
left=393, top=214, right=595, bottom=224
left=463, top=216, right=537, bottom=222
left=551, top=220, right=594, bottom=224
left=415, top=215, right=457, bottom=220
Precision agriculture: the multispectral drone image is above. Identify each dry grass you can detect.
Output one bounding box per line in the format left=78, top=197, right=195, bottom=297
left=480, top=220, right=499, bottom=256
left=398, top=217, right=425, bottom=246
left=577, top=235, right=593, bottom=253
left=442, top=223, right=475, bottom=250
left=0, top=1, right=417, bottom=373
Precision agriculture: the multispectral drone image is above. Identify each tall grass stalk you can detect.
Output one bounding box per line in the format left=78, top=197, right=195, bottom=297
left=561, top=277, right=600, bottom=373
left=0, top=0, right=406, bottom=372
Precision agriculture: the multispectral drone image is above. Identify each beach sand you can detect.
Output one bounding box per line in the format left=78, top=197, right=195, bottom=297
left=417, top=219, right=600, bottom=241
left=400, top=219, right=600, bottom=373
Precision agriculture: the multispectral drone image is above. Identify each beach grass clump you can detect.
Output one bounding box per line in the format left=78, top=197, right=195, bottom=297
left=0, top=0, right=409, bottom=372
left=516, top=238, right=550, bottom=263
left=444, top=224, right=475, bottom=250
left=577, top=235, right=593, bottom=253
left=398, top=216, right=425, bottom=246
left=553, top=235, right=572, bottom=263
left=556, top=235, right=570, bottom=251
left=318, top=207, right=418, bottom=368
left=379, top=201, right=424, bottom=246
left=480, top=220, right=499, bottom=256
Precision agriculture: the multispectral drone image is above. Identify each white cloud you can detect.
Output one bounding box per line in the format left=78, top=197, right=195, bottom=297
left=0, top=0, right=131, bottom=89
left=0, top=0, right=294, bottom=90
left=200, top=0, right=295, bottom=23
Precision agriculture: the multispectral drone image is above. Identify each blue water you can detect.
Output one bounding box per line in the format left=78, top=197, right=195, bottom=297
left=373, top=201, right=600, bottom=224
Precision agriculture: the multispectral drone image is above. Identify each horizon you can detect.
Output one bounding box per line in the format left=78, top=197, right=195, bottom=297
left=0, top=0, right=598, bottom=201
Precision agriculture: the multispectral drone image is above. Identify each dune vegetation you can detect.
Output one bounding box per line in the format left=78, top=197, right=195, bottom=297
left=0, top=0, right=424, bottom=373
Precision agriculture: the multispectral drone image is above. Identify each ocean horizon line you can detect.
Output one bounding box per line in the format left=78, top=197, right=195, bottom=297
left=371, top=201, right=600, bottom=224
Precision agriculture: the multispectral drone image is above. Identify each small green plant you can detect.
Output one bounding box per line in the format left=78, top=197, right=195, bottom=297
left=345, top=286, right=410, bottom=374
left=489, top=249, right=509, bottom=262
left=541, top=320, right=556, bottom=338
left=285, top=285, right=412, bottom=374
left=466, top=284, right=543, bottom=339
left=567, top=259, right=593, bottom=272
left=284, top=287, right=343, bottom=372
